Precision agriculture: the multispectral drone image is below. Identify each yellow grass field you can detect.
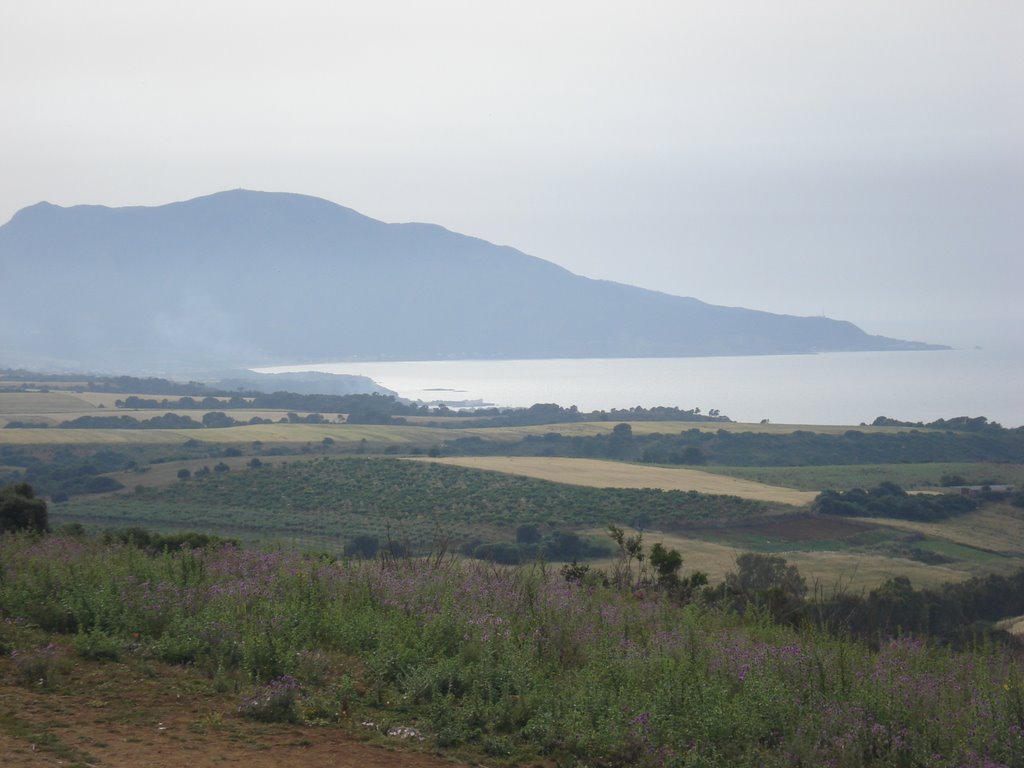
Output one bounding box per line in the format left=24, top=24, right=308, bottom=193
left=414, top=456, right=817, bottom=505
left=998, top=616, right=1024, bottom=636
left=0, top=391, right=96, bottom=414
left=0, top=422, right=538, bottom=446
left=782, top=549, right=972, bottom=590
left=584, top=528, right=973, bottom=590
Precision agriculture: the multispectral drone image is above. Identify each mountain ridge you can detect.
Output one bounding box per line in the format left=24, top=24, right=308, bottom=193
left=0, top=189, right=945, bottom=373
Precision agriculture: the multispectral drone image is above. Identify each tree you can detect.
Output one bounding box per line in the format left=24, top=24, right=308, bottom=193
left=516, top=523, right=541, bottom=544
left=0, top=483, right=49, bottom=533
left=344, top=534, right=379, bottom=559
left=177, top=468, right=192, bottom=480
left=607, top=524, right=644, bottom=589
left=608, top=422, right=634, bottom=458
left=725, top=552, right=807, bottom=622
left=649, top=542, right=683, bottom=586
left=202, top=411, right=237, bottom=428
left=678, top=446, right=706, bottom=465
left=727, top=552, right=807, bottom=599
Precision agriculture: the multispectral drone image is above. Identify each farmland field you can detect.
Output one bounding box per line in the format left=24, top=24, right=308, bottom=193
left=0, top=422, right=500, bottom=446
left=416, top=455, right=818, bottom=505
left=850, top=504, right=1024, bottom=556
left=700, top=462, right=1024, bottom=490
left=644, top=512, right=1013, bottom=589
left=3, top=383, right=1023, bottom=592
left=53, top=456, right=783, bottom=553
left=0, top=391, right=96, bottom=415
left=38, top=453, right=1021, bottom=590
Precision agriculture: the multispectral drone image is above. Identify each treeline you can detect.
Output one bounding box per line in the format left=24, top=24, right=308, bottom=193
left=0, top=447, right=134, bottom=499
left=704, top=548, right=1024, bottom=649
left=431, top=403, right=729, bottom=428
left=343, top=525, right=614, bottom=565
left=57, top=412, right=281, bottom=430
left=59, top=413, right=205, bottom=429
left=115, top=392, right=427, bottom=424
left=444, top=422, right=1024, bottom=466
left=0, top=370, right=220, bottom=396
left=0, top=445, right=250, bottom=500
left=461, top=527, right=612, bottom=564
left=816, top=569, right=1024, bottom=648
left=871, top=415, right=1007, bottom=431
left=99, top=526, right=238, bottom=554
left=112, top=394, right=731, bottom=428
left=812, top=482, right=981, bottom=521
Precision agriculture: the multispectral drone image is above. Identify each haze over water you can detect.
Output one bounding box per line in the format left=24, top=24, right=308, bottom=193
left=259, top=348, right=1023, bottom=428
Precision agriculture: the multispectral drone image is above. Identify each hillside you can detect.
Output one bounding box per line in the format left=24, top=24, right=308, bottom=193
left=0, top=190, right=943, bottom=372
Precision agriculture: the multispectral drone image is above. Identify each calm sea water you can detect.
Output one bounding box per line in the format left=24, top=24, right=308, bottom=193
left=258, top=348, right=1023, bottom=427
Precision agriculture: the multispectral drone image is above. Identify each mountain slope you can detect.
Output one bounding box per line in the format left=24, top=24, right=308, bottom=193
left=0, top=190, right=943, bottom=372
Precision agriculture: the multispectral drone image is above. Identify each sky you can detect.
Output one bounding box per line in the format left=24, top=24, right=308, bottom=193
left=2, top=0, right=1021, bottom=351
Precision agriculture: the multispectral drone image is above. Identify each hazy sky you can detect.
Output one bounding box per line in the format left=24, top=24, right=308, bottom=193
left=2, top=1, right=1021, bottom=350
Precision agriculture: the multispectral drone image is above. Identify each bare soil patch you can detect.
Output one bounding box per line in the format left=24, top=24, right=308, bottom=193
left=700, top=515, right=872, bottom=543
left=0, top=652, right=461, bottom=768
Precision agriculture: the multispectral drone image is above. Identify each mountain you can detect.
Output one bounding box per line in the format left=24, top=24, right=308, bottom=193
left=0, top=190, right=944, bottom=373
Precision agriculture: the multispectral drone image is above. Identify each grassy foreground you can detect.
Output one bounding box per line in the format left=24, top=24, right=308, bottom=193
left=1, top=533, right=1022, bottom=767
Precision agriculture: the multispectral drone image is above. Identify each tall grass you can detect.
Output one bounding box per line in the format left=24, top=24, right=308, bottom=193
left=1, top=532, right=1021, bottom=766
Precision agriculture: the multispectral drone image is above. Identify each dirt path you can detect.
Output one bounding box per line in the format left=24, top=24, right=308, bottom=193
left=0, top=655, right=461, bottom=768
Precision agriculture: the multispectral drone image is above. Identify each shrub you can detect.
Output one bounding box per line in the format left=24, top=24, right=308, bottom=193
left=344, top=534, right=379, bottom=559
left=238, top=675, right=301, bottom=723
left=0, top=482, right=49, bottom=533
left=11, top=643, right=70, bottom=688
left=73, top=629, right=120, bottom=661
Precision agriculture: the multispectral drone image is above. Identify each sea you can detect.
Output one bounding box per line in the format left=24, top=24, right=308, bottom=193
left=256, top=348, right=1024, bottom=428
